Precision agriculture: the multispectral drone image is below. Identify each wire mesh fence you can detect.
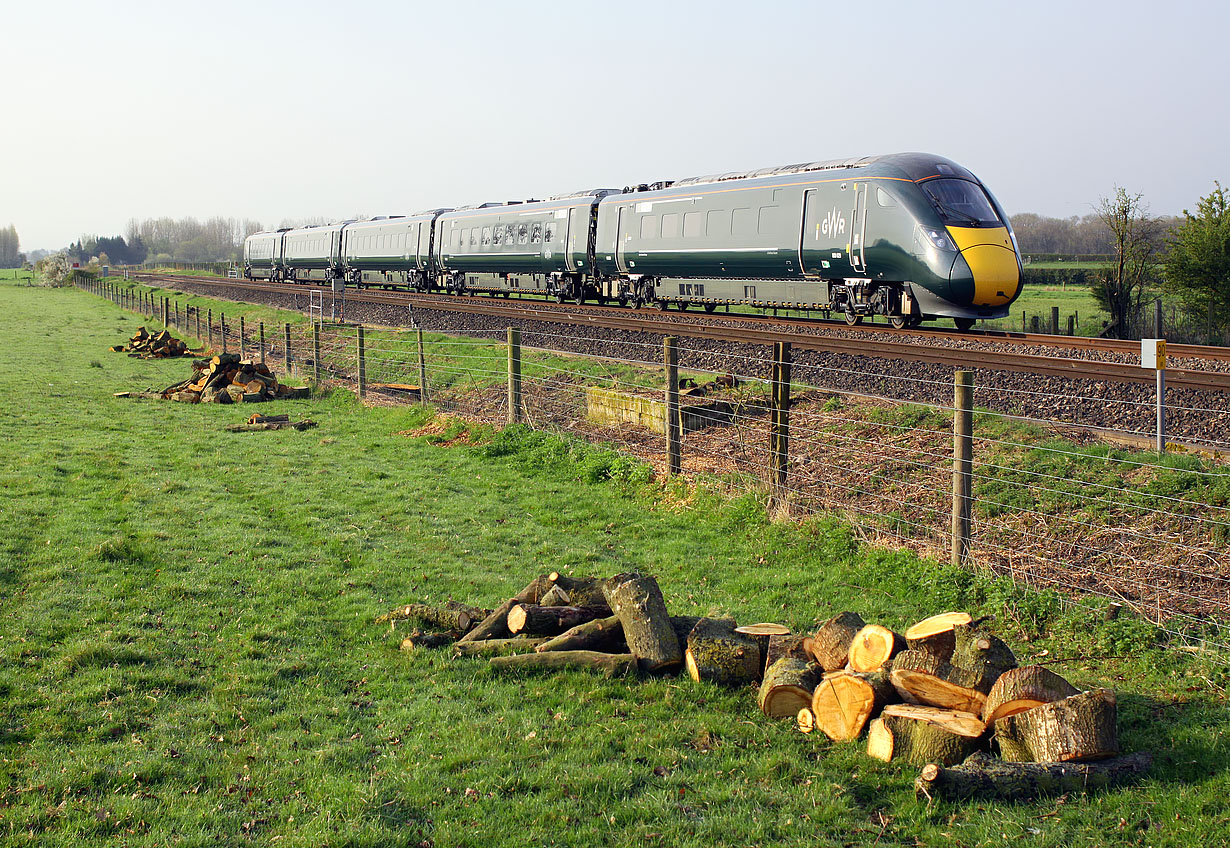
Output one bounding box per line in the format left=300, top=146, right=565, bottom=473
left=80, top=277, right=1230, bottom=650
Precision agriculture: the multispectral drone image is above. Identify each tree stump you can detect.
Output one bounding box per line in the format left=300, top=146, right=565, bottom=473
left=995, top=689, right=1119, bottom=763
left=602, top=573, right=682, bottom=674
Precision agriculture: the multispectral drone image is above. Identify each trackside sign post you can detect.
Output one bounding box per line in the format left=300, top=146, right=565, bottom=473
left=1142, top=339, right=1166, bottom=453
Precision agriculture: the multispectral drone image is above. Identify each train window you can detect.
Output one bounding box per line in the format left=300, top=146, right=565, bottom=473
left=758, top=206, right=780, bottom=234
left=517, top=224, right=529, bottom=245
left=743, top=285, right=756, bottom=299
left=683, top=212, right=701, bottom=238
left=640, top=215, right=658, bottom=239
left=706, top=209, right=729, bottom=236
left=505, top=224, right=516, bottom=245
left=492, top=225, right=503, bottom=246
left=531, top=223, right=542, bottom=244
left=469, top=229, right=479, bottom=248
left=731, top=207, right=752, bottom=235
left=544, top=224, right=555, bottom=242
left=920, top=179, right=1000, bottom=226
left=876, top=187, right=896, bottom=207
left=661, top=213, right=679, bottom=238
left=482, top=227, right=492, bottom=246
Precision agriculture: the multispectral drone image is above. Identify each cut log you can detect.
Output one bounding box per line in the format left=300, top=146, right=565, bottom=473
left=758, top=657, right=820, bottom=718
left=904, top=611, right=972, bottom=661
left=538, top=584, right=572, bottom=607
left=455, top=574, right=554, bottom=643
left=881, top=704, right=985, bottom=737
left=684, top=617, right=761, bottom=687
left=809, top=671, right=897, bottom=741
left=734, top=623, right=791, bottom=679
left=848, top=624, right=905, bottom=673
left=535, top=615, right=624, bottom=653
left=950, top=622, right=1018, bottom=693
left=995, top=689, right=1119, bottom=763
left=602, top=572, right=682, bottom=674
left=399, top=630, right=457, bottom=651
left=888, top=649, right=987, bottom=715
left=764, top=634, right=811, bottom=678
left=285, top=386, right=311, bottom=399
left=808, top=611, right=866, bottom=672
left=983, top=665, right=1079, bottom=724
left=915, top=750, right=1151, bottom=802
left=488, top=650, right=638, bottom=678
left=452, top=637, right=549, bottom=658
left=867, top=706, right=982, bottom=766
left=797, top=707, right=817, bottom=734
left=546, top=573, right=608, bottom=607
left=375, top=601, right=492, bottom=633
left=669, top=615, right=704, bottom=648
left=506, top=604, right=611, bottom=636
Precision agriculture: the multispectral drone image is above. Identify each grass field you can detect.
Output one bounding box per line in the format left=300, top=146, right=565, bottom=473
left=3, top=275, right=1230, bottom=846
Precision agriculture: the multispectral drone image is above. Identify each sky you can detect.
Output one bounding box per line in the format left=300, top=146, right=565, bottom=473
left=4, top=0, right=1228, bottom=252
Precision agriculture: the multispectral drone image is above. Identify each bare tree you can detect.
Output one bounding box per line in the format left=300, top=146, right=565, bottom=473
left=1092, top=188, right=1159, bottom=339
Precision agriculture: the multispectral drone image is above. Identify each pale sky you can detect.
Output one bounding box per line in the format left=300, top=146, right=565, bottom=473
left=5, top=0, right=1227, bottom=251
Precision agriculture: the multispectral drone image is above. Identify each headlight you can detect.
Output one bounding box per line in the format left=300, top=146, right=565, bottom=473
left=917, top=225, right=953, bottom=252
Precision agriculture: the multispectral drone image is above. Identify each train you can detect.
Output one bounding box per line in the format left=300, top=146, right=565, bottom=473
left=243, top=153, right=1022, bottom=329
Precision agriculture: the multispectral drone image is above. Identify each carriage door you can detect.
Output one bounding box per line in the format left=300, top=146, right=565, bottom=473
left=565, top=206, right=583, bottom=272
left=850, top=183, right=868, bottom=273
left=615, top=206, right=631, bottom=273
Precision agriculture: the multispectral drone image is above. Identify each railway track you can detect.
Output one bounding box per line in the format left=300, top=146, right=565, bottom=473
left=131, top=272, right=1230, bottom=394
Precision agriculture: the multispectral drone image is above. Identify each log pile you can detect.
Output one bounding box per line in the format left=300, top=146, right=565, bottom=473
left=375, top=581, right=1146, bottom=802
left=133, top=354, right=311, bottom=404
left=110, top=326, right=192, bottom=358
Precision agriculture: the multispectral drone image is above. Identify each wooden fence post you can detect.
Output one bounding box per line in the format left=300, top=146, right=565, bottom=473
left=259, top=321, right=266, bottom=364
left=161, top=297, right=168, bottom=328
left=356, top=325, right=367, bottom=398
left=240, top=316, right=246, bottom=360
left=1067, top=314, right=1075, bottom=336
left=771, top=341, right=791, bottom=498
left=175, top=300, right=180, bottom=329
left=951, top=370, right=974, bottom=567
left=507, top=327, right=522, bottom=425
left=284, top=323, right=292, bottom=375
left=313, top=321, right=321, bottom=384
left=416, top=328, right=428, bottom=404
left=664, top=336, right=681, bottom=476
left=221, top=313, right=228, bottom=354
left=1050, top=306, right=1059, bottom=335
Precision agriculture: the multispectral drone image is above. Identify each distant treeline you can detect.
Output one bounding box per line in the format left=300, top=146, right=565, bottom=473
left=1009, top=212, right=1180, bottom=258
left=70, top=217, right=265, bottom=267
left=0, top=224, right=24, bottom=268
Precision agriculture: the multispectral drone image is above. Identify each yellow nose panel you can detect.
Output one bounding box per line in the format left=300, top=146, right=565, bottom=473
left=947, top=227, right=1021, bottom=306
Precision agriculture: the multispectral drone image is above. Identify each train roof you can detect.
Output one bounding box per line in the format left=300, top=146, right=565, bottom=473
left=667, top=153, right=979, bottom=190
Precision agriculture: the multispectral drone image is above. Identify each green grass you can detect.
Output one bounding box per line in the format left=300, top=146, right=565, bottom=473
left=3, top=279, right=1230, bottom=846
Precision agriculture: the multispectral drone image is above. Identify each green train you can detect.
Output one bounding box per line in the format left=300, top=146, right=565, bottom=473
left=244, top=153, right=1022, bottom=329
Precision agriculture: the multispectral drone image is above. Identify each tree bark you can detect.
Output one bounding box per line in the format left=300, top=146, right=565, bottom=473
left=950, top=622, right=1018, bottom=693
left=807, top=611, right=866, bottom=672
left=399, top=631, right=457, bottom=651
left=810, top=671, right=897, bottom=741
left=888, top=649, right=988, bottom=715
left=534, top=615, right=624, bottom=653
left=758, top=657, right=821, bottom=718
left=848, top=624, right=905, bottom=673
left=375, top=601, right=492, bottom=633
left=764, top=634, right=811, bottom=679
left=507, top=604, right=612, bottom=636
left=538, top=584, right=572, bottom=607
left=455, top=574, right=554, bottom=643
left=915, top=750, right=1151, bottom=802
left=683, top=618, right=761, bottom=687
left=546, top=573, right=608, bottom=607
left=488, top=650, right=638, bottom=678
left=995, top=689, right=1119, bottom=763
left=983, top=665, right=1079, bottom=724
left=602, top=572, right=682, bottom=674
left=452, top=637, right=549, bottom=658
left=867, top=707, right=982, bottom=766
left=904, top=612, right=972, bottom=661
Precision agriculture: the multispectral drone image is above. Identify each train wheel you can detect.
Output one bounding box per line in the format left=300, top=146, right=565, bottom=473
left=574, top=287, right=584, bottom=306
left=704, top=303, right=717, bottom=313
left=954, top=317, right=976, bottom=332
left=656, top=300, right=668, bottom=311
left=555, top=290, right=565, bottom=304
left=618, top=296, right=628, bottom=308
left=889, top=314, right=908, bottom=330
left=677, top=301, right=689, bottom=311
left=844, top=309, right=863, bottom=326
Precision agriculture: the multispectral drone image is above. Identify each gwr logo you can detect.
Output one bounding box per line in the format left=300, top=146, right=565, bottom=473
left=819, top=208, right=847, bottom=238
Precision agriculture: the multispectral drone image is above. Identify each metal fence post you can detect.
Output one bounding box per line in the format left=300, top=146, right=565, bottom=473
left=313, top=322, right=321, bottom=384
left=1157, top=367, right=1166, bottom=454
left=284, top=323, right=292, bottom=375
left=771, top=341, right=791, bottom=498
left=356, top=325, right=366, bottom=398
left=507, top=327, right=522, bottom=425
left=416, top=328, right=428, bottom=404
left=951, top=370, right=974, bottom=567
left=259, top=322, right=266, bottom=364
left=665, top=336, right=681, bottom=475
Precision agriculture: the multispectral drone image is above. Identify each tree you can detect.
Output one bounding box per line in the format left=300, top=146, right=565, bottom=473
left=1164, top=182, right=1230, bottom=340
left=1091, top=188, right=1159, bottom=339
left=34, top=253, right=71, bottom=287
left=0, top=224, right=20, bottom=268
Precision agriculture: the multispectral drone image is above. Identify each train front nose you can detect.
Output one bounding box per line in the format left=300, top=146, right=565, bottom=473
left=946, top=227, right=1021, bottom=308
